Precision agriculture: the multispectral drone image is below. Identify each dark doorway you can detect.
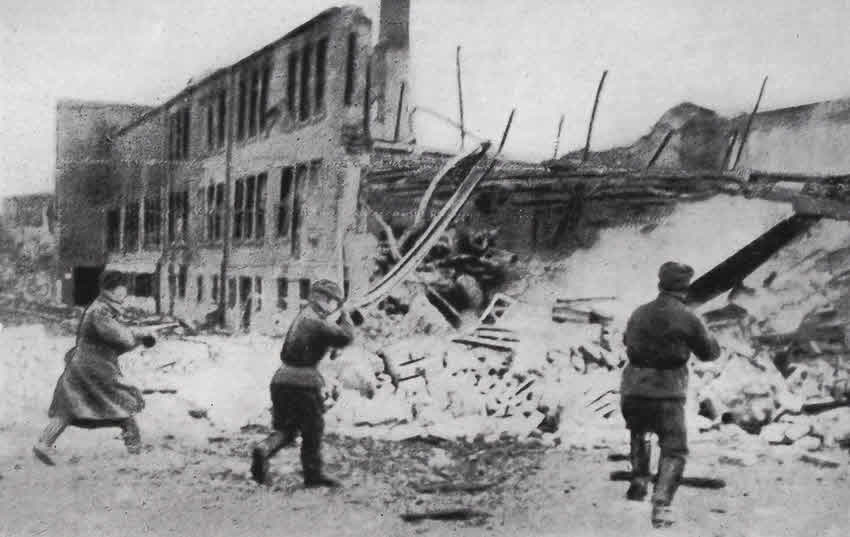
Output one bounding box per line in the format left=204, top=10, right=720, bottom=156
left=73, top=266, right=104, bottom=306
left=239, top=276, right=252, bottom=330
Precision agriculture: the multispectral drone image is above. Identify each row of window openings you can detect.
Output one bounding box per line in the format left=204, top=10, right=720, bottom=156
left=175, top=272, right=315, bottom=312
left=107, top=160, right=318, bottom=252
left=171, top=31, right=358, bottom=160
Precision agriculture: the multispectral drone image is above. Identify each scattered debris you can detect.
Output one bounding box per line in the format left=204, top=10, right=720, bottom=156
left=400, top=508, right=491, bottom=522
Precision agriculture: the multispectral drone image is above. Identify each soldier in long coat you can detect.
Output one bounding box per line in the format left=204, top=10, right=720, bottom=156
left=33, top=271, right=155, bottom=465
left=621, top=261, right=720, bottom=528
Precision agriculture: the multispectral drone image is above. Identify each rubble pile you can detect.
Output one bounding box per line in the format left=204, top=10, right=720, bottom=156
left=373, top=224, right=518, bottom=322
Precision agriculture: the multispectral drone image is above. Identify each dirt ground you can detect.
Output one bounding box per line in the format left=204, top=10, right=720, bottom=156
left=2, top=419, right=848, bottom=537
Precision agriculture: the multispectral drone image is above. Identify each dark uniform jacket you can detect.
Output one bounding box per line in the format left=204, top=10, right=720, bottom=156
left=271, top=304, right=354, bottom=388
left=621, top=291, right=720, bottom=399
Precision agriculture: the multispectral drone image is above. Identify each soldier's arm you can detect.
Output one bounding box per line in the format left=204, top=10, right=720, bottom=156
left=89, top=306, right=138, bottom=351
left=687, top=314, right=720, bottom=362
left=318, top=315, right=354, bottom=348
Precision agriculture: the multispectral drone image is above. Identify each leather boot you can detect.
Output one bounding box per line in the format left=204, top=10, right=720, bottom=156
left=251, top=431, right=287, bottom=485
left=651, top=456, right=685, bottom=528
left=121, top=418, right=142, bottom=455
left=626, top=432, right=651, bottom=501
left=33, top=418, right=67, bottom=466
left=304, top=473, right=341, bottom=488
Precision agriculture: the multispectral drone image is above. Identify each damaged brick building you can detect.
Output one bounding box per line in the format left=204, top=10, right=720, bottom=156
left=55, top=2, right=414, bottom=331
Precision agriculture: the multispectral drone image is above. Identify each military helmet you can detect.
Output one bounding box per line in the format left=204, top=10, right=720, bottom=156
left=310, top=279, right=344, bottom=303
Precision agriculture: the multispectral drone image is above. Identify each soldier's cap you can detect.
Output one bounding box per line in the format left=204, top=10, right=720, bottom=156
left=100, top=270, right=128, bottom=291
left=310, top=279, right=344, bottom=302
left=658, top=261, right=694, bottom=292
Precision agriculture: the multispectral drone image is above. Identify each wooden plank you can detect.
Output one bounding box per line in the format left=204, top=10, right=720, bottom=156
left=687, top=214, right=822, bottom=305
left=452, top=336, right=516, bottom=351
left=609, top=471, right=726, bottom=489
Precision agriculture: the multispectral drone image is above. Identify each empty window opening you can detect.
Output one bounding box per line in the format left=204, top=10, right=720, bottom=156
left=196, top=274, right=204, bottom=303
left=212, top=274, right=220, bottom=302
left=287, top=53, right=297, bottom=117
left=315, top=37, right=328, bottom=112
left=277, top=277, right=288, bottom=310
left=217, top=90, right=227, bottom=147
left=277, top=167, right=293, bottom=237
left=124, top=201, right=139, bottom=253
left=254, top=276, right=263, bottom=311
left=298, top=278, right=310, bottom=308
left=177, top=265, right=188, bottom=299
left=299, top=44, right=312, bottom=120
left=106, top=209, right=120, bottom=252
left=144, top=196, right=161, bottom=248
left=344, top=33, right=357, bottom=106
left=256, top=172, right=267, bottom=239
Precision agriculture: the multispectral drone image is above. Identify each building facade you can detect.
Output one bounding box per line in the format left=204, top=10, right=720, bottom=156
left=56, top=3, right=412, bottom=332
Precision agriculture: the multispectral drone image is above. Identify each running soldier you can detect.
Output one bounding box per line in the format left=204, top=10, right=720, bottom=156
left=251, top=279, right=353, bottom=488
left=621, top=261, right=720, bottom=528
left=33, top=270, right=156, bottom=465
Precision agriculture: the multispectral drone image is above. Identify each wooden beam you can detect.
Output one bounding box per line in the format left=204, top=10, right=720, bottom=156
left=645, top=130, right=674, bottom=171
left=721, top=130, right=739, bottom=171
left=552, top=114, right=565, bottom=160
left=733, top=76, right=768, bottom=169
left=393, top=82, right=406, bottom=142
left=456, top=46, right=465, bottom=150
left=583, top=70, right=608, bottom=163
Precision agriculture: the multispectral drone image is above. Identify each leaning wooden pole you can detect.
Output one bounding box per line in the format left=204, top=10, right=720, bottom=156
left=583, top=70, right=608, bottom=163
left=552, top=114, right=565, bottom=160
left=733, top=76, right=768, bottom=169
left=720, top=130, right=739, bottom=171
left=393, top=82, right=406, bottom=142
left=456, top=45, right=465, bottom=150
left=645, top=130, right=674, bottom=171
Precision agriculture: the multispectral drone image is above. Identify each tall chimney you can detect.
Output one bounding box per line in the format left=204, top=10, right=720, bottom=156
left=378, top=0, right=409, bottom=49
left=372, top=0, right=412, bottom=142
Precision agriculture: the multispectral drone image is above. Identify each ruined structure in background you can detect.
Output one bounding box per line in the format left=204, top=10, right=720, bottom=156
left=55, top=3, right=412, bottom=331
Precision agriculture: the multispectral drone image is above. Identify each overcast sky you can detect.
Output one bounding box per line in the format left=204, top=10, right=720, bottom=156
left=3, top=0, right=850, bottom=199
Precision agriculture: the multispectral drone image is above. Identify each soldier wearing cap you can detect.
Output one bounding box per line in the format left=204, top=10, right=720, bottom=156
left=620, top=261, right=720, bottom=528
left=250, top=279, right=353, bottom=487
